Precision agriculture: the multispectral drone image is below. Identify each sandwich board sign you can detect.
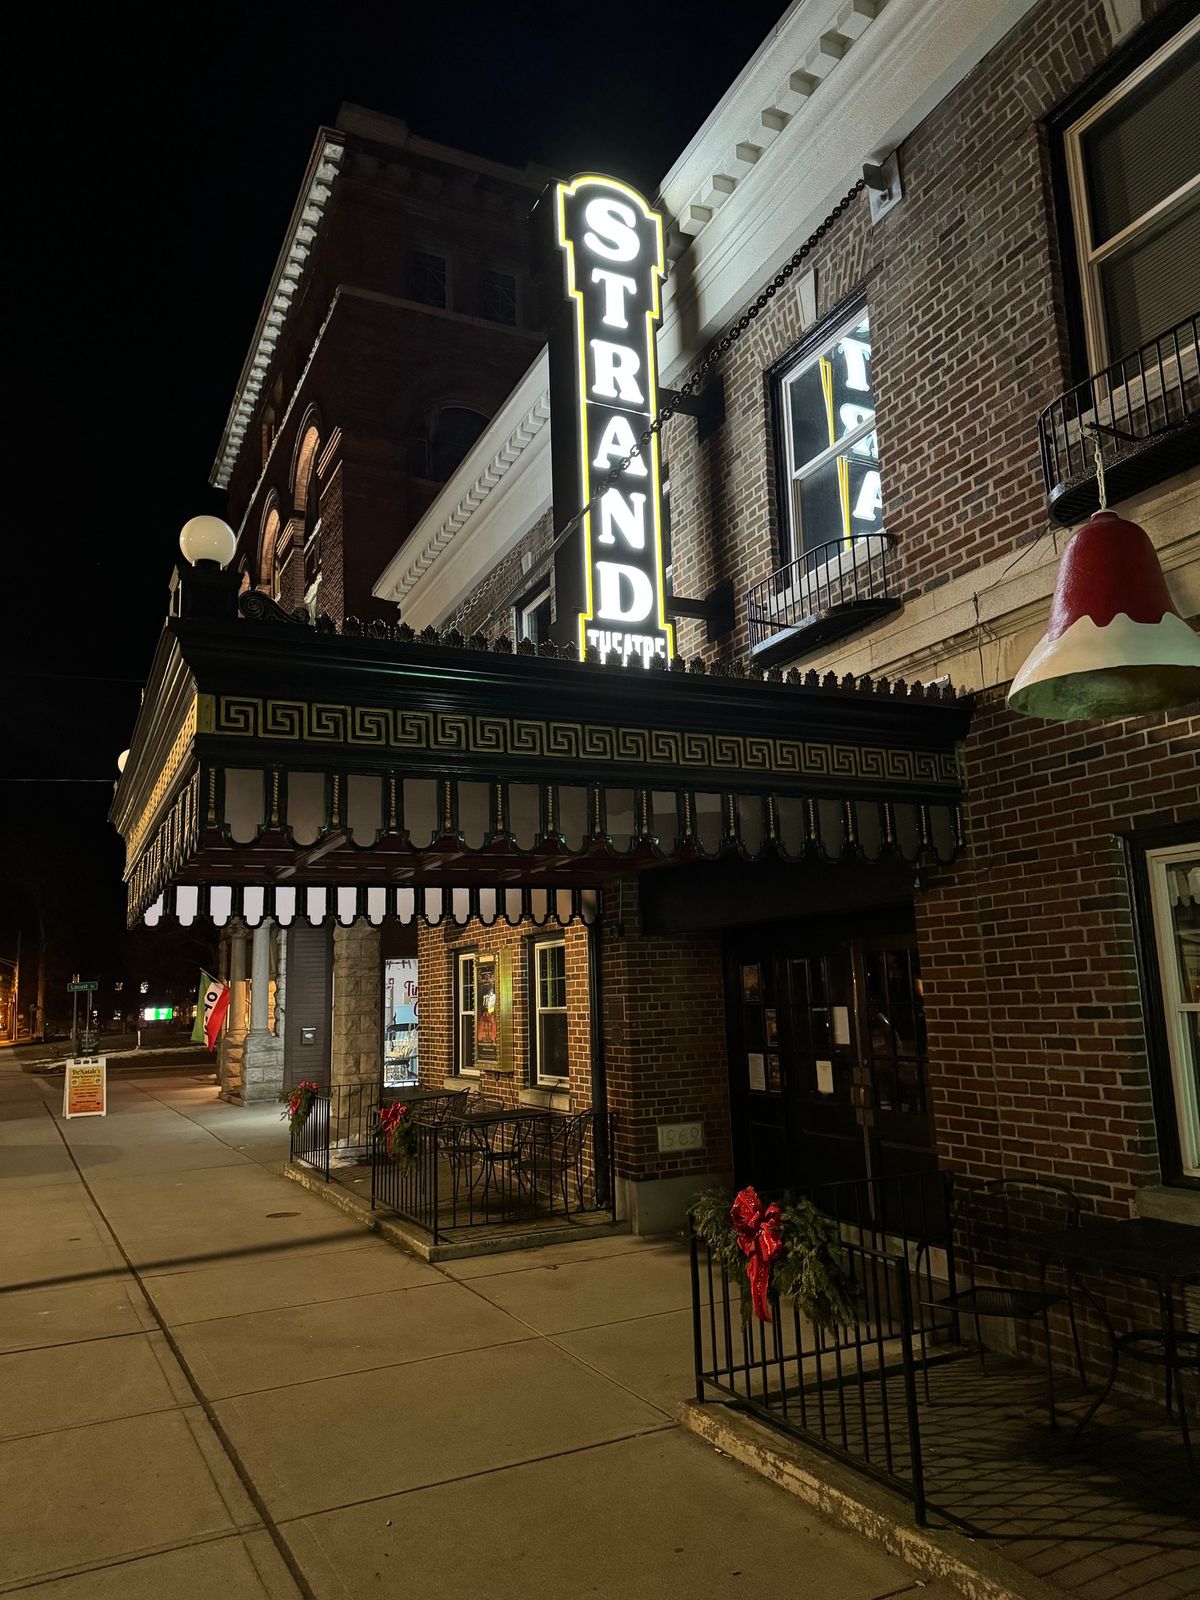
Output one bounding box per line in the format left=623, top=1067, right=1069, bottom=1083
left=63, top=1057, right=107, bottom=1119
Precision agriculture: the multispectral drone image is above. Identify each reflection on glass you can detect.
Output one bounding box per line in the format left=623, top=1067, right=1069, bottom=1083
left=783, top=313, right=880, bottom=563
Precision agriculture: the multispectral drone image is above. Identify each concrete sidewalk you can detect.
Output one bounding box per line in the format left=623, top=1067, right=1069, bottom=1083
left=0, top=1062, right=954, bottom=1599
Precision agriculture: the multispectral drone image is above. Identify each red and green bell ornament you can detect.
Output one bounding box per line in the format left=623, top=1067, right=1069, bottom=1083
left=1007, top=510, right=1200, bottom=722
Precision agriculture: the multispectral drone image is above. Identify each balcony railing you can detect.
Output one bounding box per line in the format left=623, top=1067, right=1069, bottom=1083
left=745, top=534, right=901, bottom=668
left=1039, top=314, right=1198, bottom=525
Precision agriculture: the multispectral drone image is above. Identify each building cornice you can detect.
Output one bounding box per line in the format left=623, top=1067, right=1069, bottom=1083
left=210, top=134, right=345, bottom=490
left=373, top=350, right=552, bottom=620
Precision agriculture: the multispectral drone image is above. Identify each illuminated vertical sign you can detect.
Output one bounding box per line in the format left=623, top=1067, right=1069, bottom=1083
left=551, top=176, right=674, bottom=667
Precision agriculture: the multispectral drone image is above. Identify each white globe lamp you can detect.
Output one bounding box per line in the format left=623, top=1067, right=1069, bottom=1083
left=117, top=750, right=129, bottom=774
left=179, top=515, right=237, bottom=569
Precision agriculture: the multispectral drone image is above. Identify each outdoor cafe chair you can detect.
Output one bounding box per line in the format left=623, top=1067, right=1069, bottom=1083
left=918, top=1177, right=1085, bottom=1426
left=518, top=1109, right=593, bottom=1218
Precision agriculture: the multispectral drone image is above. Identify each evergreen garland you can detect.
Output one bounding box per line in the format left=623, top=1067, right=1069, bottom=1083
left=378, top=1102, right=421, bottom=1166
left=691, top=1188, right=858, bottom=1330
left=279, top=1080, right=320, bottom=1136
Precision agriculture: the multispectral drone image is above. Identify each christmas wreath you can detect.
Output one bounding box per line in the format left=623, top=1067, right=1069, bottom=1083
left=691, top=1185, right=858, bottom=1329
left=378, top=1101, right=421, bottom=1165
left=280, top=1080, right=320, bottom=1135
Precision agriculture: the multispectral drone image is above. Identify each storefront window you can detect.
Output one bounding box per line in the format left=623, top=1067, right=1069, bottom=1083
left=534, top=939, right=568, bottom=1085
left=383, top=957, right=419, bottom=1088
left=777, top=306, right=881, bottom=571
left=1147, top=845, right=1200, bottom=1180
left=456, top=952, right=477, bottom=1075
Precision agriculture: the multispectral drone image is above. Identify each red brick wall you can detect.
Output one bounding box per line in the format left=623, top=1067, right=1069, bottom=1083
left=922, top=695, right=1200, bottom=1208
left=662, top=0, right=1161, bottom=665
left=600, top=880, right=733, bottom=1189
left=416, top=919, right=591, bottom=1110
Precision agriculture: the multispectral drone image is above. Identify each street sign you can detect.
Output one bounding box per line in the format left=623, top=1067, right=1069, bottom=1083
left=67, top=980, right=98, bottom=993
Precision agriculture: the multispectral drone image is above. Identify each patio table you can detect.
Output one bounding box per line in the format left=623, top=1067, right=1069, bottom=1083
left=1017, top=1218, right=1199, bottom=1444
left=445, top=1106, right=558, bottom=1212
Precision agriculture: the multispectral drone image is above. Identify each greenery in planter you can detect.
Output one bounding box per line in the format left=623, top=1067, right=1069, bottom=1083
left=691, top=1186, right=858, bottom=1329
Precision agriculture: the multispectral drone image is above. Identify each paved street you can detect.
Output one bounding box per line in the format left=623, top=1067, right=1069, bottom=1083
left=0, top=1060, right=952, bottom=1599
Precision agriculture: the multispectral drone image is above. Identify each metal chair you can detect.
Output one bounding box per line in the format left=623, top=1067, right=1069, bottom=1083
left=519, top=1109, right=593, bottom=1218
left=921, top=1178, right=1085, bottom=1426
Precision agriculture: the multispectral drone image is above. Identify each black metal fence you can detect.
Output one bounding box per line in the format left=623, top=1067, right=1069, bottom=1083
left=689, top=1171, right=954, bottom=1526
left=372, top=1109, right=618, bottom=1244
left=746, top=535, right=894, bottom=653
left=289, top=1089, right=330, bottom=1178
left=1038, top=314, right=1198, bottom=505
left=289, top=1082, right=379, bottom=1178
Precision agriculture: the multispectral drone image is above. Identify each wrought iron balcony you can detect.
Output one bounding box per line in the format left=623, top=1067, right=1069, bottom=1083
left=1039, top=315, right=1198, bottom=526
left=746, top=534, right=901, bottom=668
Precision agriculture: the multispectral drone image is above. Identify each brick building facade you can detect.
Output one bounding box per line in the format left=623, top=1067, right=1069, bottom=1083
left=114, top=0, right=1197, bottom=1278
left=214, top=104, right=546, bottom=624
left=374, top=0, right=1198, bottom=1244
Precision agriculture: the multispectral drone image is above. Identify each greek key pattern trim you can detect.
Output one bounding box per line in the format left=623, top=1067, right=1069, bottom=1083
left=210, top=695, right=957, bottom=788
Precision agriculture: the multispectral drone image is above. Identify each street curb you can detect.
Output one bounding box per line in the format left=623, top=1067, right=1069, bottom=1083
left=283, top=1160, right=630, bottom=1262
left=678, top=1400, right=1063, bottom=1600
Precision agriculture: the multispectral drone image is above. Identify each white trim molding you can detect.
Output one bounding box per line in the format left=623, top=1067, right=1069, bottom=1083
left=210, top=136, right=345, bottom=489
left=373, top=350, right=553, bottom=625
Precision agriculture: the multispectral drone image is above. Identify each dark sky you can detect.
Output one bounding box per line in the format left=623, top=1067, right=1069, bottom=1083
left=2, top=0, right=787, bottom=987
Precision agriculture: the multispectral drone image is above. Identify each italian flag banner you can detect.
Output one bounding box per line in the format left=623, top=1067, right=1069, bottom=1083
left=192, top=972, right=231, bottom=1050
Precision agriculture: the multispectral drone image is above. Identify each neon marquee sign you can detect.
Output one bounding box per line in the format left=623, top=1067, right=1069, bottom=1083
left=551, top=175, right=674, bottom=667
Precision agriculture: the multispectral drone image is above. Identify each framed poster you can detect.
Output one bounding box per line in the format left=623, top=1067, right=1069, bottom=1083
left=766, top=1054, right=782, bottom=1093
left=475, top=953, right=499, bottom=1065
left=765, top=1008, right=779, bottom=1046
left=747, top=1052, right=767, bottom=1093
left=741, top=963, right=762, bottom=1004
left=383, top=958, right=419, bottom=1088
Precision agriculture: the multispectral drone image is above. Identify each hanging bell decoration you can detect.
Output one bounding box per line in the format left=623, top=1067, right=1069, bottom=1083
left=1007, top=509, right=1200, bottom=722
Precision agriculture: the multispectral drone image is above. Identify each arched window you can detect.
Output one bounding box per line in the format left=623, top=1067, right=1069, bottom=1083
left=292, top=424, right=321, bottom=529
left=259, top=502, right=281, bottom=595
left=408, top=406, right=489, bottom=482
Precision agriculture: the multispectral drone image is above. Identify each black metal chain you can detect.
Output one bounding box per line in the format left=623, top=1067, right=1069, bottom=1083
left=556, top=176, right=868, bottom=543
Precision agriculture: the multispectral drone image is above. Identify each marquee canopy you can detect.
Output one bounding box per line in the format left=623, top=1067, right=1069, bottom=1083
left=110, top=571, right=972, bottom=929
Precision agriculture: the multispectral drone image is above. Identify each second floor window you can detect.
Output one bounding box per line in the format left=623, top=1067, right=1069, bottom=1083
left=481, top=268, right=518, bottom=325
left=776, top=307, right=881, bottom=570
left=409, top=250, right=447, bottom=308
left=517, top=581, right=551, bottom=645
left=1063, top=19, right=1199, bottom=365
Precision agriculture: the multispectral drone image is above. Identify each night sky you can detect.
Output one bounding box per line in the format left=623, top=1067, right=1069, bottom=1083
left=2, top=0, right=787, bottom=996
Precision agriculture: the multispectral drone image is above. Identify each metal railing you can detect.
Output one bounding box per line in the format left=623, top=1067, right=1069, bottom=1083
left=372, top=1109, right=618, bottom=1244
left=1038, top=314, right=1198, bottom=503
left=289, top=1089, right=330, bottom=1179
left=746, top=535, right=895, bottom=654
left=289, top=1082, right=380, bottom=1179
left=689, top=1170, right=954, bottom=1526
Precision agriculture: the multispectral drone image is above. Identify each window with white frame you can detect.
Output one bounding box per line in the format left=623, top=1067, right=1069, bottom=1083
left=1063, top=19, right=1200, bottom=366
left=532, top=939, right=568, bottom=1085
left=456, top=951, right=477, bottom=1075
left=516, top=581, right=552, bottom=645
left=777, top=307, right=882, bottom=570
left=1147, top=844, right=1200, bottom=1181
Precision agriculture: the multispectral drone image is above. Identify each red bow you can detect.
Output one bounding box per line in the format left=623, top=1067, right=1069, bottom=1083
left=731, top=1186, right=783, bottom=1322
